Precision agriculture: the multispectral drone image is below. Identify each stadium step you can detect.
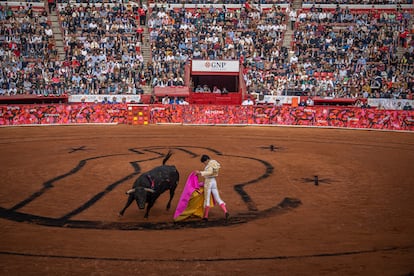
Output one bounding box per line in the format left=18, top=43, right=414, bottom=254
left=140, top=4, right=152, bottom=95
left=49, top=12, right=66, bottom=60
left=292, top=0, right=302, bottom=10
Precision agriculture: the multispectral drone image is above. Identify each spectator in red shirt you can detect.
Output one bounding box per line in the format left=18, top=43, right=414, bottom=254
left=136, top=26, right=144, bottom=43
left=48, top=0, right=55, bottom=13
left=138, top=6, right=146, bottom=26
left=399, top=30, right=409, bottom=48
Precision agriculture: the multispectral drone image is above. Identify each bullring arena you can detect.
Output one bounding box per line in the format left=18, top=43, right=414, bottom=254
left=1, top=0, right=414, bottom=274
left=1, top=124, right=413, bottom=275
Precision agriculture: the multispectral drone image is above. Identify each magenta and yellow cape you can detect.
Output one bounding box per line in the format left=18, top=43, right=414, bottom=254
left=173, top=172, right=213, bottom=222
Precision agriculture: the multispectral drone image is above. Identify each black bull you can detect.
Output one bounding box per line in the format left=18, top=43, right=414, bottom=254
left=119, top=153, right=179, bottom=218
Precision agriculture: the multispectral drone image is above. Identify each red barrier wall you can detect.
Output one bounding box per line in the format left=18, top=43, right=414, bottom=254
left=150, top=105, right=414, bottom=131
left=1, top=104, right=413, bottom=131
left=0, top=104, right=129, bottom=125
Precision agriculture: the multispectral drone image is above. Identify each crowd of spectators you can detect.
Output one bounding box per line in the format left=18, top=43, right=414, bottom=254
left=148, top=2, right=288, bottom=93
left=283, top=4, right=414, bottom=100
left=303, top=1, right=413, bottom=4
left=0, top=0, right=413, bottom=104
left=0, top=3, right=59, bottom=96
left=151, top=0, right=290, bottom=4
left=57, top=2, right=150, bottom=95
left=148, top=0, right=412, bottom=4
left=147, top=1, right=413, bottom=101
left=1, top=1, right=150, bottom=96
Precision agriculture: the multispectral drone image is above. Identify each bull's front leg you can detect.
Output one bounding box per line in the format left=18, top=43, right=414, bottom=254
left=144, top=199, right=155, bottom=218
left=166, top=187, right=176, bottom=211
left=119, top=194, right=135, bottom=217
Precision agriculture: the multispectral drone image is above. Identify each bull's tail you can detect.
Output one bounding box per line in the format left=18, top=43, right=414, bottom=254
left=163, top=150, right=173, bottom=165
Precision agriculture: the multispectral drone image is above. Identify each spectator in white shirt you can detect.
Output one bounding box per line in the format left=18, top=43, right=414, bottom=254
left=44, top=26, right=53, bottom=37
left=242, top=96, right=255, bottom=106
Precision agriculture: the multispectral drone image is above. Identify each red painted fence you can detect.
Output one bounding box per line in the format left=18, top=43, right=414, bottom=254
left=1, top=104, right=413, bottom=131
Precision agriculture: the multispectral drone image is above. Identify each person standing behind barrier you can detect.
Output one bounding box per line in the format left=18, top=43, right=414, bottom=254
left=162, top=95, right=170, bottom=104
left=196, top=155, right=229, bottom=222
left=242, top=96, right=254, bottom=106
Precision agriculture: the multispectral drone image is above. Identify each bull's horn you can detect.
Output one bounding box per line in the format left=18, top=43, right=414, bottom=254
left=144, top=188, right=155, bottom=193
left=126, top=188, right=136, bottom=194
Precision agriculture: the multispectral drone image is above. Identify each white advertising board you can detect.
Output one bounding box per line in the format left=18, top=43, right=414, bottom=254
left=192, top=60, right=239, bottom=73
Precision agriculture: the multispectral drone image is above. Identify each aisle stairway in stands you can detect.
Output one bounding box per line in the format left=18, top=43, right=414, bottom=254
left=49, top=11, right=65, bottom=61
left=139, top=2, right=152, bottom=96
left=282, top=0, right=302, bottom=57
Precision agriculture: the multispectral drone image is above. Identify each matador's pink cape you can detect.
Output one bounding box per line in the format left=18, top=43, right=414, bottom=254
left=173, top=172, right=204, bottom=220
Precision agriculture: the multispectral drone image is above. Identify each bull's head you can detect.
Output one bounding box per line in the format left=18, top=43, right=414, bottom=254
left=135, top=187, right=155, bottom=209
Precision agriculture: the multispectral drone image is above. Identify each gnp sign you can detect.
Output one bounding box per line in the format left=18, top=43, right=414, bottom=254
left=192, top=60, right=239, bottom=73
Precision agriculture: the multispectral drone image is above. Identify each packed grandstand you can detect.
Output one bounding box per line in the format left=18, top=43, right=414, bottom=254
left=0, top=0, right=413, bottom=114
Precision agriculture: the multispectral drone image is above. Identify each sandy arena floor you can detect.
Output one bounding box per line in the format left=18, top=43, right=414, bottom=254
left=0, top=125, right=413, bottom=275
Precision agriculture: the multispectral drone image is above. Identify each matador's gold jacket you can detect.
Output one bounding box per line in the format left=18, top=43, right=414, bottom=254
left=200, top=159, right=221, bottom=189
